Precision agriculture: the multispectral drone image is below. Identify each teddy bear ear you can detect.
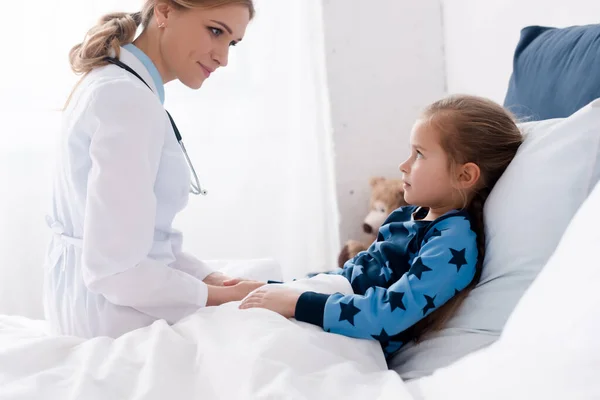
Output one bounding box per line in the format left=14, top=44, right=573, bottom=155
left=369, top=176, right=385, bottom=188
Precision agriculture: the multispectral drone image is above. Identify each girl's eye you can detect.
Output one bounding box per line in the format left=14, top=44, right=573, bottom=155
left=416, top=151, right=424, bottom=159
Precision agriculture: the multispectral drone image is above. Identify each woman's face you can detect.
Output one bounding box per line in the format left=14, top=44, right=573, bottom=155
left=157, top=3, right=251, bottom=89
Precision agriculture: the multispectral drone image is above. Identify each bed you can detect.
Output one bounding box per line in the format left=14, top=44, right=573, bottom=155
left=403, top=21, right=600, bottom=399
left=2, top=19, right=600, bottom=400
left=0, top=272, right=413, bottom=400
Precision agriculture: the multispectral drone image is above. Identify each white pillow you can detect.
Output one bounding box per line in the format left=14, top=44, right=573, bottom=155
left=390, top=98, right=600, bottom=379
left=409, top=179, right=600, bottom=400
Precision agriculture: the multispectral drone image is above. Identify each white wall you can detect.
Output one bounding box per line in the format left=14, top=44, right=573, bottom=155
left=442, top=0, right=600, bottom=102
left=322, top=0, right=446, bottom=246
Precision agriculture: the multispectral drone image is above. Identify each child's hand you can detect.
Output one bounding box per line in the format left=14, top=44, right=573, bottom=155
left=239, top=286, right=301, bottom=319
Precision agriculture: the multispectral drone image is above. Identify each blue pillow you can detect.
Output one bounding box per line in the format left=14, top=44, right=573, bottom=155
left=504, top=24, right=600, bottom=121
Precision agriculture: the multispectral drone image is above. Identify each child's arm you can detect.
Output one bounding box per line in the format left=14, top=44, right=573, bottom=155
left=332, top=206, right=419, bottom=294
left=295, top=216, right=477, bottom=343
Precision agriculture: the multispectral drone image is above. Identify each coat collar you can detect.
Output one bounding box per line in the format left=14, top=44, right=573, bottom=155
left=118, top=44, right=165, bottom=105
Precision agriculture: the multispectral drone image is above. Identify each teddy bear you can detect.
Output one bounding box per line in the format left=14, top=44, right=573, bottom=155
left=337, top=176, right=408, bottom=268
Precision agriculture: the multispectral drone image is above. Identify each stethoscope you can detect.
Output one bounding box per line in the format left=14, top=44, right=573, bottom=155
left=104, top=57, right=207, bottom=196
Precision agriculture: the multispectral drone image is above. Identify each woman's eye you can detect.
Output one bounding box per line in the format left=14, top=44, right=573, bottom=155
left=210, top=27, right=223, bottom=37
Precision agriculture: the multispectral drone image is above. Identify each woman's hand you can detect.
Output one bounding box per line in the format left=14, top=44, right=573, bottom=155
left=206, top=280, right=266, bottom=306
left=229, top=280, right=266, bottom=301
left=222, top=277, right=253, bottom=286
left=203, top=272, right=230, bottom=286
left=239, top=286, right=302, bottom=319
left=203, top=272, right=257, bottom=287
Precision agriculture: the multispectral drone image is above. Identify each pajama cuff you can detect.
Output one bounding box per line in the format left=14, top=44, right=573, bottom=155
left=295, top=291, right=330, bottom=328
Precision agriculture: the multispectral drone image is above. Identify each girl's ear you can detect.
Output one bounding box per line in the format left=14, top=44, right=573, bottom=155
left=456, top=162, right=481, bottom=190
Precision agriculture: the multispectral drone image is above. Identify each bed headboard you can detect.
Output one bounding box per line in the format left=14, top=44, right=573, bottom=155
left=442, top=0, right=600, bottom=104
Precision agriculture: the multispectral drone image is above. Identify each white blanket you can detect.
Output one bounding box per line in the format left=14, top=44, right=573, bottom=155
left=0, top=275, right=412, bottom=400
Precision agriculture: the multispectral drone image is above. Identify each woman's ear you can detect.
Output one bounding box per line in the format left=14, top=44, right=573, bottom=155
left=456, top=162, right=481, bottom=190
left=154, top=2, right=173, bottom=25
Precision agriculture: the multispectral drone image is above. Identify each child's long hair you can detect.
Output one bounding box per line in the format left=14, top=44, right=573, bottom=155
left=411, top=94, right=523, bottom=341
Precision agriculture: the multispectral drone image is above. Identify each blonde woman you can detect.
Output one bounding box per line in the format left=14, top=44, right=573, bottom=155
left=44, top=0, right=266, bottom=338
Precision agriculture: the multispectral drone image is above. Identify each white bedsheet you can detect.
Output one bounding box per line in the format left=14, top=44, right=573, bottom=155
left=0, top=275, right=412, bottom=400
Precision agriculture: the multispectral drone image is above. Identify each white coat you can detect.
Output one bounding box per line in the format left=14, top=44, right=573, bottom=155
left=43, top=45, right=216, bottom=338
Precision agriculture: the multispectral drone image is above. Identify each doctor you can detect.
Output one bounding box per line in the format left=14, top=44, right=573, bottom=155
left=44, top=0, right=265, bottom=338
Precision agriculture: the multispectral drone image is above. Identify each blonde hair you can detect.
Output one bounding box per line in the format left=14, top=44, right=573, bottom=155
left=69, top=0, right=255, bottom=75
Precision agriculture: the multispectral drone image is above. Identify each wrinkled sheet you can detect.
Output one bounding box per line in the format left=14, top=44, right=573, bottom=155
left=0, top=274, right=412, bottom=400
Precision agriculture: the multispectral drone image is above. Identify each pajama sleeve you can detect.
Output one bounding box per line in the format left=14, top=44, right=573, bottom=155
left=334, top=206, right=418, bottom=294
left=295, top=215, right=478, bottom=345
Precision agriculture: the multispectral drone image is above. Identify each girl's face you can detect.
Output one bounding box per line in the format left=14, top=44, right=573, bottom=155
left=157, top=4, right=251, bottom=89
left=399, top=120, right=462, bottom=211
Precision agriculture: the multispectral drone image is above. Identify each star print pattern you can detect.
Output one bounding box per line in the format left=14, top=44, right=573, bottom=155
left=422, top=294, right=437, bottom=315
left=380, top=262, right=393, bottom=281
left=338, top=299, right=361, bottom=325
left=294, top=205, right=479, bottom=358
left=371, top=328, right=391, bottom=347
left=408, top=257, right=433, bottom=280
left=385, top=291, right=406, bottom=311
left=426, top=228, right=444, bottom=243
left=448, top=248, right=468, bottom=271
left=349, top=264, right=364, bottom=283
left=407, top=249, right=418, bottom=264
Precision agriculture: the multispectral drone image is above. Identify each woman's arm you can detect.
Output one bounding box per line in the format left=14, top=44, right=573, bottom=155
left=168, top=232, right=231, bottom=285
left=81, top=80, right=247, bottom=323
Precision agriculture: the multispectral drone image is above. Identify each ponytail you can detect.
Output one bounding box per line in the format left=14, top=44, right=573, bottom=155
left=408, top=190, right=490, bottom=342
left=465, top=188, right=489, bottom=284
left=69, top=12, right=143, bottom=75
left=66, top=0, right=256, bottom=82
